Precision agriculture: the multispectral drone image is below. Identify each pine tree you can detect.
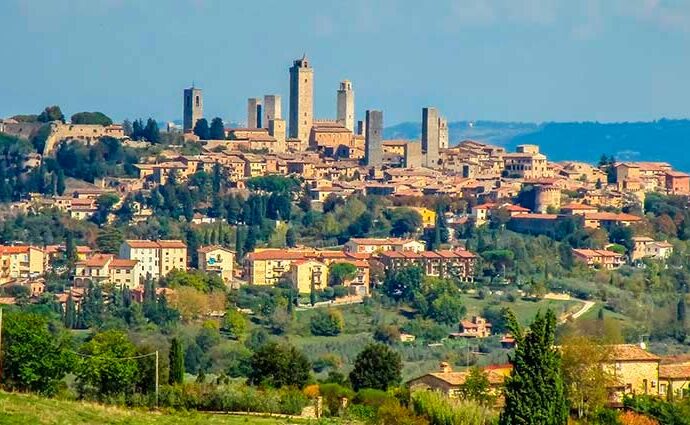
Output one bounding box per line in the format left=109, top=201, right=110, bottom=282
left=499, top=309, right=567, bottom=425
left=168, top=338, right=185, bottom=385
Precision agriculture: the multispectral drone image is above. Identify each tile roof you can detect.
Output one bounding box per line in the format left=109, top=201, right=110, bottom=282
left=609, top=344, right=661, bottom=362
left=659, top=363, right=690, bottom=380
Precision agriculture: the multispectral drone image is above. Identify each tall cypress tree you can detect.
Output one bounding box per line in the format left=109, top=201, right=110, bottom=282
left=499, top=309, right=567, bottom=425
left=64, top=296, right=76, bottom=329
left=169, top=338, right=185, bottom=385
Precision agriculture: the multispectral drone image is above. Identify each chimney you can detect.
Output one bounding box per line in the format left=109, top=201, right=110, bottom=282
left=439, top=361, right=452, bottom=373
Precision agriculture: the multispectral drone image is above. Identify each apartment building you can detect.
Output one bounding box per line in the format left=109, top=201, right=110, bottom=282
left=119, top=240, right=187, bottom=281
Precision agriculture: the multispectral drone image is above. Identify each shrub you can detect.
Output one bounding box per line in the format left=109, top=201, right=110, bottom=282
left=412, top=390, right=497, bottom=425
left=354, top=388, right=395, bottom=408
left=310, top=309, right=345, bottom=336
left=319, top=383, right=355, bottom=416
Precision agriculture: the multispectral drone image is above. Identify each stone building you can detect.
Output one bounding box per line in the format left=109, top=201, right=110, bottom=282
left=439, top=116, right=449, bottom=149
left=365, top=110, right=383, bottom=167
left=407, top=362, right=510, bottom=399
left=289, top=55, right=314, bottom=143
left=336, top=80, right=355, bottom=132
left=422, top=107, right=440, bottom=168
left=198, top=245, right=235, bottom=285
left=379, top=249, right=477, bottom=282
left=268, top=119, right=287, bottom=153
left=247, top=98, right=262, bottom=129
left=183, top=86, right=203, bottom=132
left=263, top=95, right=281, bottom=128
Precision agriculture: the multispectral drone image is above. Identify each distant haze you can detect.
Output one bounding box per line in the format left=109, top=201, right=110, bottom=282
left=385, top=119, right=690, bottom=172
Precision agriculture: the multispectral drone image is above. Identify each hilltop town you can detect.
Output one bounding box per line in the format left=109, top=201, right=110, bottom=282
left=2, top=56, right=690, bottom=424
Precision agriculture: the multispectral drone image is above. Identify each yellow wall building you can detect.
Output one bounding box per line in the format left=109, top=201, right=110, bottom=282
left=289, top=259, right=329, bottom=293
left=198, top=246, right=235, bottom=285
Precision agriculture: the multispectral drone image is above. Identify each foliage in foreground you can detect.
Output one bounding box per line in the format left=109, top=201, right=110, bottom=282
left=412, top=390, right=498, bottom=425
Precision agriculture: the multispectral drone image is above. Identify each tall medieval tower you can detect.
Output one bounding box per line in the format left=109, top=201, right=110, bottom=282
left=183, top=86, right=203, bottom=132
left=336, top=80, right=355, bottom=132
left=289, top=55, right=313, bottom=143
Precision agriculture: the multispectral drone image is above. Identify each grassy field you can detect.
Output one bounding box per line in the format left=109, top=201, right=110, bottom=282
left=0, top=391, right=316, bottom=425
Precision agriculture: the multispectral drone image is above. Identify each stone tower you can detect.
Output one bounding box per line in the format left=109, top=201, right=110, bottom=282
left=439, top=117, right=449, bottom=149
left=268, top=119, right=286, bottom=153
left=336, top=80, right=355, bottom=132
left=365, top=110, right=383, bottom=167
left=422, top=107, right=440, bottom=168
left=183, top=86, right=203, bottom=132
left=263, top=95, right=281, bottom=128
left=247, top=98, right=262, bottom=129
left=289, top=55, right=314, bottom=143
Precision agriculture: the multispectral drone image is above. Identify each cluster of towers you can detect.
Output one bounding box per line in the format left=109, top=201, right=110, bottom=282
left=182, top=55, right=446, bottom=170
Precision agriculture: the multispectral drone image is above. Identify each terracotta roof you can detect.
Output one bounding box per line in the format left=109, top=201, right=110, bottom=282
left=561, top=203, right=597, bottom=210
left=510, top=214, right=559, bottom=220
left=585, top=212, right=641, bottom=222
left=78, top=254, right=113, bottom=267
left=246, top=250, right=307, bottom=261
left=110, top=259, right=138, bottom=268
left=659, top=363, right=690, bottom=380
left=124, top=240, right=186, bottom=249
left=609, top=344, right=661, bottom=362
left=198, top=245, right=235, bottom=254
left=572, top=249, right=623, bottom=258
left=348, top=238, right=418, bottom=246
left=0, top=245, right=40, bottom=254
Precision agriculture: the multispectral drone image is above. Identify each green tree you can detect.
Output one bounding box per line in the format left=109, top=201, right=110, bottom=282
left=459, top=367, right=495, bottom=406
left=76, top=330, right=139, bottom=399
left=248, top=342, right=311, bottom=388
left=92, top=193, right=120, bottom=226
left=328, top=262, right=357, bottom=286
left=222, top=309, right=249, bottom=340
left=37, top=105, right=65, bottom=123
left=285, top=227, right=297, bottom=248
left=144, top=118, right=160, bottom=143
left=310, top=309, right=344, bottom=336
left=499, top=310, right=567, bottom=425
left=96, top=225, right=123, bottom=254
left=168, top=337, right=184, bottom=385
left=56, top=169, right=66, bottom=195
left=349, top=343, right=402, bottom=391
left=383, top=266, right=424, bottom=302
left=2, top=312, right=72, bottom=395
left=428, top=293, right=466, bottom=326
left=389, top=208, right=422, bottom=237
left=193, top=118, right=210, bottom=140
left=70, top=112, right=113, bottom=126
left=209, top=117, right=225, bottom=140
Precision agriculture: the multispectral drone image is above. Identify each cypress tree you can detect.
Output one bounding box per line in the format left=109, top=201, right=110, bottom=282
left=285, top=228, right=297, bottom=248
left=499, top=309, right=567, bottom=425
left=169, top=338, right=185, bottom=385
left=64, top=296, right=77, bottom=329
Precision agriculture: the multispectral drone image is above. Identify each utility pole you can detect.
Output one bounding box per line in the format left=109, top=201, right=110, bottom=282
left=155, top=350, right=159, bottom=408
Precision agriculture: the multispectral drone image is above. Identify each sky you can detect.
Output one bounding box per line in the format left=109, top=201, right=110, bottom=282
left=2, top=0, right=690, bottom=125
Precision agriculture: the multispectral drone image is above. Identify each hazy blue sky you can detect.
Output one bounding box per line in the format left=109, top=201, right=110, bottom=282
left=2, top=0, right=690, bottom=125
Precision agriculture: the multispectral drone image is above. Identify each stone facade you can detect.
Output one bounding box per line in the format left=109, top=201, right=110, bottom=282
left=268, top=119, right=287, bottom=153
left=247, top=98, right=262, bottom=129
left=289, top=55, right=314, bottom=143
left=422, top=107, right=440, bottom=168
left=365, top=110, right=383, bottom=167
left=183, top=87, right=203, bottom=132
left=336, top=80, right=355, bottom=132
left=263, top=95, right=281, bottom=128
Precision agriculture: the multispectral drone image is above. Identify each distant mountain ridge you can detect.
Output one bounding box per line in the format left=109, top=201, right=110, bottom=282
left=384, top=119, right=690, bottom=172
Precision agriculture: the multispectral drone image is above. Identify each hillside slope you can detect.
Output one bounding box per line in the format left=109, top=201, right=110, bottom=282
left=0, top=391, right=308, bottom=425
left=385, top=119, right=690, bottom=171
